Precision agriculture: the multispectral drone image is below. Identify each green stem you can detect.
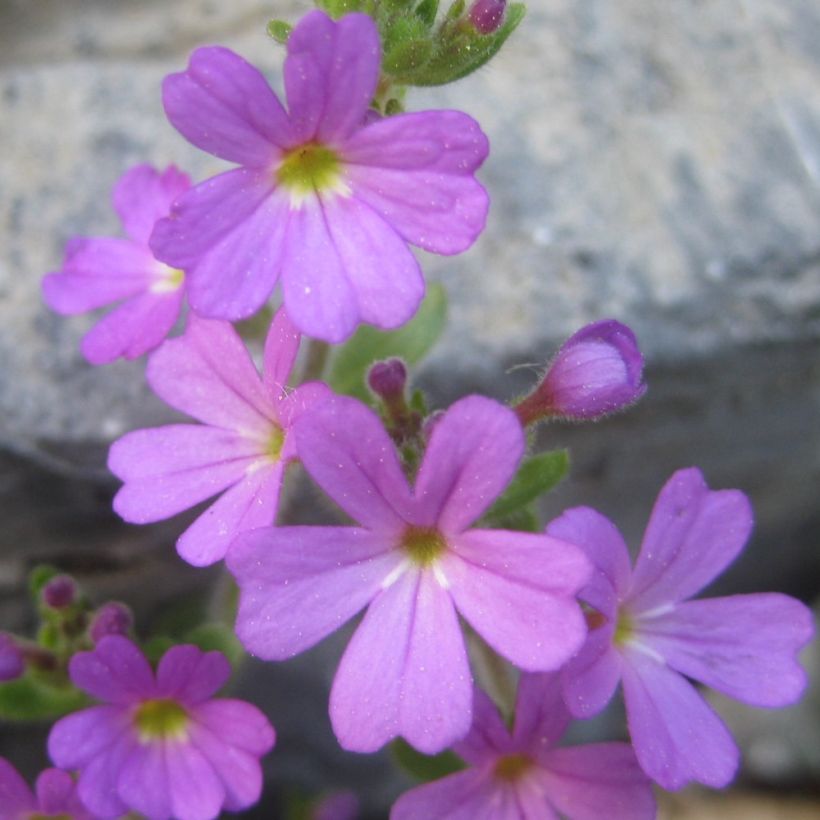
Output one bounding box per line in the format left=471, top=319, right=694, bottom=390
left=301, top=339, right=331, bottom=383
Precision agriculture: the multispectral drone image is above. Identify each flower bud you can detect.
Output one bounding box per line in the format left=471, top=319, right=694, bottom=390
left=42, top=575, right=76, bottom=609
left=469, top=0, right=507, bottom=34
left=0, top=633, right=24, bottom=681
left=515, top=320, right=646, bottom=425
left=89, top=602, right=133, bottom=644
left=367, top=358, right=407, bottom=403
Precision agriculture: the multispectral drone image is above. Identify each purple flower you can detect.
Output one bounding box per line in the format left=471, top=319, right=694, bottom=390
left=547, top=468, right=815, bottom=790
left=515, top=320, right=646, bottom=425
left=0, top=757, right=93, bottom=820
left=227, top=395, right=591, bottom=754
left=469, top=0, right=508, bottom=34
left=48, top=636, right=275, bottom=820
left=392, top=674, right=656, bottom=820
left=150, top=10, right=489, bottom=342
left=89, top=602, right=133, bottom=644
left=43, top=164, right=190, bottom=364
left=108, top=309, right=328, bottom=566
left=0, top=633, right=24, bottom=682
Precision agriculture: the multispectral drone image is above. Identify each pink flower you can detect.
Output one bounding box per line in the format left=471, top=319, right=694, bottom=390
left=547, top=468, right=815, bottom=790
left=48, top=637, right=275, bottom=820
left=227, top=395, right=591, bottom=754
left=42, top=164, right=190, bottom=364
left=151, top=10, right=489, bottom=342
left=515, top=320, right=646, bottom=425
left=108, top=309, right=328, bottom=566
left=0, top=757, right=92, bottom=820
left=392, top=674, right=656, bottom=820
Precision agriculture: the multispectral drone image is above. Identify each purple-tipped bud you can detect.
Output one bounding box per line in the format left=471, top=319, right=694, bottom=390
left=516, top=320, right=646, bottom=424
left=469, top=0, right=507, bottom=34
left=0, top=633, right=24, bottom=681
left=89, top=602, right=133, bottom=644
left=368, top=358, right=407, bottom=402
left=42, top=575, right=77, bottom=609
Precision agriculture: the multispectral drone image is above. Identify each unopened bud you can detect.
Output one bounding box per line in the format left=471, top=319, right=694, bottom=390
left=469, top=0, right=507, bottom=34
left=515, top=320, right=646, bottom=425
left=0, top=633, right=24, bottom=681
left=368, top=359, right=407, bottom=402
left=42, top=575, right=76, bottom=609
left=89, top=602, right=133, bottom=644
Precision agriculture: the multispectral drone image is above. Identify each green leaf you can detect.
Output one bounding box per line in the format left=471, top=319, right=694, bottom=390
left=328, top=283, right=447, bottom=401
left=317, top=0, right=363, bottom=18
left=235, top=304, right=274, bottom=343
left=396, top=3, right=526, bottom=86
left=267, top=20, right=293, bottom=44
left=391, top=738, right=465, bottom=781
left=485, top=449, right=569, bottom=521
left=416, top=0, right=440, bottom=27
left=185, top=623, right=244, bottom=668
left=491, top=504, right=540, bottom=532
left=28, top=564, right=59, bottom=599
left=143, top=635, right=176, bottom=665
left=0, top=674, right=87, bottom=722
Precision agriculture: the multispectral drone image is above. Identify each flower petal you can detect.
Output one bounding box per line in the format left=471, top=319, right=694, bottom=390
left=628, top=468, right=753, bottom=611
left=228, top=526, right=400, bottom=659
left=165, top=741, right=226, bottom=820
left=453, top=687, right=514, bottom=766
left=561, top=626, right=622, bottom=719
left=42, top=238, right=155, bottom=313
left=320, top=194, right=425, bottom=332
left=163, top=46, right=293, bottom=166
left=344, top=110, right=489, bottom=254
left=109, top=425, right=260, bottom=523
left=639, top=593, right=814, bottom=707
left=539, top=743, right=657, bottom=820
left=68, top=636, right=155, bottom=704
left=116, top=741, right=172, bottom=820
left=156, top=645, right=231, bottom=704
left=177, top=461, right=284, bottom=567
left=35, top=768, right=85, bottom=816
left=48, top=705, right=132, bottom=770
left=80, top=287, right=183, bottom=365
left=191, top=699, right=275, bottom=757
left=146, top=316, right=275, bottom=432
left=0, top=757, right=35, bottom=814
left=512, top=673, right=570, bottom=752
left=330, top=569, right=472, bottom=754
left=293, top=395, right=412, bottom=531
left=444, top=529, right=589, bottom=670
left=545, top=506, right=632, bottom=615
left=285, top=11, right=380, bottom=144
left=414, top=396, right=524, bottom=532
left=279, top=198, right=358, bottom=343
left=263, top=307, right=301, bottom=396
left=620, top=647, right=739, bottom=790
left=75, top=731, right=134, bottom=819
left=391, top=769, right=516, bottom=820
left=113, top=164, right=191, bottom=245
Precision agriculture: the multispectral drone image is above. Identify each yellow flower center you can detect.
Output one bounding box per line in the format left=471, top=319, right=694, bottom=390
left=276, top=143, right=347, bottom=205
left=151, top=265, right=185, bottom=294
left=134, top=698, right=189, bottom=743
left=494, top=753, right=533, bottom=782
left=266, top=424, right=285, bottom=461
left=401, top=527, right=447, bottom=567
left=614, top=611, right=634, bottom=646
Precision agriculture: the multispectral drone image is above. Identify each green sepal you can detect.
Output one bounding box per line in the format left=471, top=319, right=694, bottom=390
left=36, top=621, right=61, bottom=652
left=384, top=97, right=405, bottom=115
left=444, top=0, right=467, bottom=21
left=328, top=283, right=447, bottom=401
left=28, top=564, right=60, bottom=600
left=184, top=623, right=244, bottom=668
left=384, top=38, right=433, bottom=74
left=395, top=3, right=526, bottom=86
left=0, top=673, right=87, bottom=722
left=416, top=0, right=440, bottom=27
left=391, top=737, right=465, bottom=781
left=317, top=0, right=363, bottom=19
left=267, top=20, right=293, bottom=44
left=484, top=449, right=569, bottom=522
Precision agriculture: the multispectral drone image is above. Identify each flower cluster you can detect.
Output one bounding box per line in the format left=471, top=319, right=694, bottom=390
left=23, top=3, right=815, bottom=820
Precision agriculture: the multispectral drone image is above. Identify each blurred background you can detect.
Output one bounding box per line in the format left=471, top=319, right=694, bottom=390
left=1, top=0, right=819, bottom=817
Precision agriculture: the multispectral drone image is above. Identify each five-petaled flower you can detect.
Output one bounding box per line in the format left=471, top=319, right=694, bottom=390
left=42, top=164, right=190, bottom=365
left=0, top=757, right=93, bottom=820
left=48, top=636, right=275, bottom=820
left=150, top=10, right=489, bottom=343
left=547, top=468, right=814, bottom=790
left=392, top=673, right=656, bottom=820
left=227, top=394, right=591, bottom=754
left=109, top=309, right=328, bottom=566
